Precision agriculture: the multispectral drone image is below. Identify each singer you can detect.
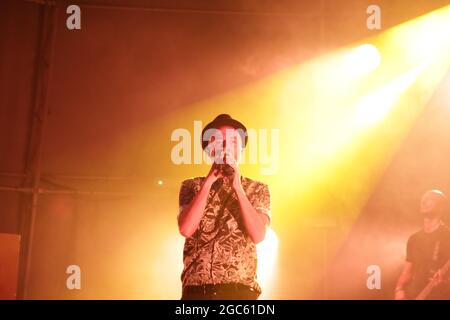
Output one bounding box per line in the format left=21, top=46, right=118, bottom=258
left=177, top=114, right=272, bottom=300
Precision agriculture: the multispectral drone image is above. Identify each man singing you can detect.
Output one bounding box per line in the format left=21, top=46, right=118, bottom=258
left=395, top=190, right=450, bottom=300
left=177, top=114, right=271, bottom=300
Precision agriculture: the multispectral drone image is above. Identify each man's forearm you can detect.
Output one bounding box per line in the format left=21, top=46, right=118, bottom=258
left=178, top=178, right=214, bottom=238
left=396, top=267, right=412, bottom=290
left=394, top=262, right=413, bottom=299
left=234, top=186, right=267, bottom=244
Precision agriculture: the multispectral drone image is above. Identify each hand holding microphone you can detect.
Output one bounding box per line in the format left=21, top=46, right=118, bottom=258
left=206, top=148, right=237, bottom=188
left=217, top=149, right=235, bottom=177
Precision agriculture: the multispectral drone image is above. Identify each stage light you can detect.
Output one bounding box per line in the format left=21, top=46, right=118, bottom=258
left=385, top=8, right=450, bottom=69
left=353, top=64, right=426, bottom=127
left=346, top=44, right=381, bottom=75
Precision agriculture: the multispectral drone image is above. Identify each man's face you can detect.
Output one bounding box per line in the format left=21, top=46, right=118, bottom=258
left=206, top=126, right=244, bottom=165
left=420, top=190, right=446, bottom=217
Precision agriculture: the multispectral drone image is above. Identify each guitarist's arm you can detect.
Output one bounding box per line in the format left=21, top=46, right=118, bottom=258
left=395, top=262, right=413, bottom=300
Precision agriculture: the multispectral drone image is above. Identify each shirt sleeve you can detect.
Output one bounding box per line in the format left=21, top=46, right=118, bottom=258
left=178, top=179, right=195, bottom=219
left=253, top=183, right=272, bottom=224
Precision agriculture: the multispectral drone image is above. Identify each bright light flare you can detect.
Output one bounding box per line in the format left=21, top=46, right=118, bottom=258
left=345, top=44, right=381, bottom=75
left=353, top=63, right=426, bottom=127
left=256, top=228, right=279, bottom=299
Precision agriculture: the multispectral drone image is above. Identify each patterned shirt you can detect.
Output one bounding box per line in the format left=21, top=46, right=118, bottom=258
left=178, top=176, right=271, bottom=293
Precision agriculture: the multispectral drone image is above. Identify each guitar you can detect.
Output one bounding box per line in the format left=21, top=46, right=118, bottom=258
left=415, top=259, right=450, bottom=300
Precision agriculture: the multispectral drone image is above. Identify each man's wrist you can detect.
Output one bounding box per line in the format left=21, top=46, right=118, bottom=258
left=233, top=183, right=245, bottom=196
left=203, top=176, right=215, bottom=189
left=394, top=287, right=404, bottom=292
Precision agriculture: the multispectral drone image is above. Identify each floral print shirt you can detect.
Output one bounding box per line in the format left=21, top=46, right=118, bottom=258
left=178, top=176, right=271, bottom=293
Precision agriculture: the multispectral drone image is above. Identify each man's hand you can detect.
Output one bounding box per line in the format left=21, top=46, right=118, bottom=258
left=430, top=269, right=450, bottom=285
left=226, top=159, right=243, bottom=192
left=205, top=163, right=223, bottom=185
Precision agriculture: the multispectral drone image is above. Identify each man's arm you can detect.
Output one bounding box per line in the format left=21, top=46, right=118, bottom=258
left=229, top=161, right=270, bottom=244
left=394, top=261, right=413, bottom=300
left=177, top=166, right=220, bottom=238
left=234, top=186, right=269, bottom=244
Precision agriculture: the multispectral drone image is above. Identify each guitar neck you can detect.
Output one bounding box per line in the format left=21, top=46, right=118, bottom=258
left=415, top=259, right=450, bottom=300
left=416, top=281, right=436, bottom=300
